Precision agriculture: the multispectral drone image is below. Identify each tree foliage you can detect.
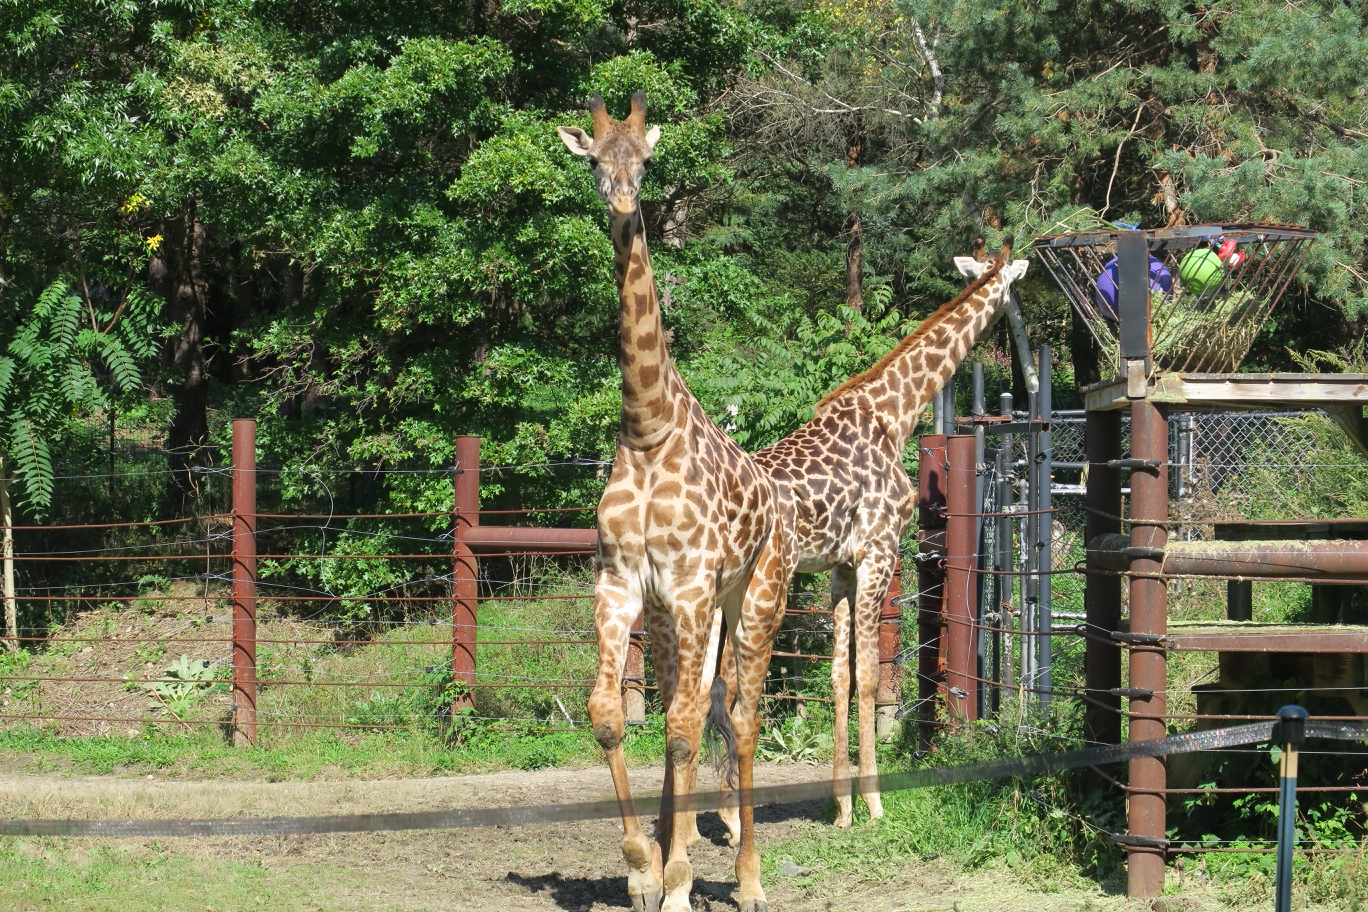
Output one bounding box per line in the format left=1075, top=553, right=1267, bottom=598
left=2, top=0, right=1367, bottom=519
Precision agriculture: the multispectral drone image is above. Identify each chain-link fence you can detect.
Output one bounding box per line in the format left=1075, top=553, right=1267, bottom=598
left=980, top=408, right=1368, bottom=701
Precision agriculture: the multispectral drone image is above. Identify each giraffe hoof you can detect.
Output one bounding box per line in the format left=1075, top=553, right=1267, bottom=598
left=632, top=889, right=662, bottom=912
left=739, top=902, right=768, bottom=912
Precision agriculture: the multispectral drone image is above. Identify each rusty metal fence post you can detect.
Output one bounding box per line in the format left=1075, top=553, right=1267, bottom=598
left=1127, top=399, right=1170, bottom=896
left=916, top=434, right=948, bottom=750
left=623, top=614, right=646, bottom=723
left=452, top=436, right=480, bottom=714
left=874, top=558, right=902, bottom=739
left=230, top=418, right=258, bottom=746
left=944, top=435, right=978, bottom=722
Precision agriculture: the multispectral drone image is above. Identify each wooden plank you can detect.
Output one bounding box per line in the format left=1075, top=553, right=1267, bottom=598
left=1164, top=621, right=1368, bottom=653
left=1084, top=372, right=1368, bottom=412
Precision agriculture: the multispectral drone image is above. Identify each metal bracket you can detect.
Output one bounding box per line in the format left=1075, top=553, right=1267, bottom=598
left=1109, top=687, right=1155, bottom=699
left=1111, top=631, right=1166, bottom=646
left=1107, top=458, right=1163, bottom=470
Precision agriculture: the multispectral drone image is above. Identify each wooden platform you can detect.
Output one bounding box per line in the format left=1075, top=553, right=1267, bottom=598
left=1164, top=620, right=1368, bottom=653
left=1083, top=372, right=1368, bottom=412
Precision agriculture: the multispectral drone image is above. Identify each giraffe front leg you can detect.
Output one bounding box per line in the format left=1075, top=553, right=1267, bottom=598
left=650, top=585, right=714, bottom=912
left=590, top=576, right=662, bottom=912
left=854, top=553, right=897, bottom=821
left=830, top=563, right=857, bottom=828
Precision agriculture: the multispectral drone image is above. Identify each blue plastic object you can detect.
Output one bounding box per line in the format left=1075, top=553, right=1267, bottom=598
left=1095, top=255, right=1172, bottom=321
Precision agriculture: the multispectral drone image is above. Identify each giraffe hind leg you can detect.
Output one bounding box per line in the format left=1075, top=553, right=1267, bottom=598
left=830, top=563, right=857, bottom=828
left=854, top=553, right=898, bottom=821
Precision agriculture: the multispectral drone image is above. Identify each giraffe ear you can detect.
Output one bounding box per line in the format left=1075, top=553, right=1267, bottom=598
left=645, top=125, right=661, bottom=150
left=1006, top=259, right=1030, bottom=282
left=557, top=126, right=594, bottom=156
left=954, top=256, right=986, bottom=278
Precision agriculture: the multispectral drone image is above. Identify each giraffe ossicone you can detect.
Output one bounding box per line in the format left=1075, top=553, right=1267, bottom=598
left=559, top=91, right=793, bottom=912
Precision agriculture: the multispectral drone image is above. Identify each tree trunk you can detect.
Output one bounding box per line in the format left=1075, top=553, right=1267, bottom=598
left=0, top=459, right=16, bottom=653
left=844, top=114, right=866, bottom=311
left=152, top=204, right=212, bottom=512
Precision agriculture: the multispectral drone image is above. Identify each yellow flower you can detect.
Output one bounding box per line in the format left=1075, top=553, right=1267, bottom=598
left=120, top=193, right=149, bottom=215
left=144, top=234, right=164, bottom=252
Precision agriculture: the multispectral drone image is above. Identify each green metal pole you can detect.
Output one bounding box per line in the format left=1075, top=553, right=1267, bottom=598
left=1275, top=705, right=1308, bottom=912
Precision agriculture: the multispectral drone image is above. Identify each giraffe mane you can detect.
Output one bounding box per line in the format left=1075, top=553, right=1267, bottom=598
left=814, top=256, right=1006, bottom=412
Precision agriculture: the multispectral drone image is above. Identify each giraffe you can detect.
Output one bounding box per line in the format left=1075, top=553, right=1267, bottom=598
left=750, top=237, right=1029, bottom=827
left=558, top=92, right=794, bottom=912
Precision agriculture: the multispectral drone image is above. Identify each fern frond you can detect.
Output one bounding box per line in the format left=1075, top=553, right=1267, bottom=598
left=51, top=288, right=82, bottom=353
left=34, top=280, right=70, bottom=318
left=0, top=357, right=14, bottom=411
left=98, top=337, right=142, bottom=393
left=8, top=413, right=53, bottom=516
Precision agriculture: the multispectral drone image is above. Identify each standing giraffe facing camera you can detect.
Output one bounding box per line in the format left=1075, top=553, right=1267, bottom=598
left=751, top=237, right=1028, bottom=827
left=558, top=92, right=794, bottom=912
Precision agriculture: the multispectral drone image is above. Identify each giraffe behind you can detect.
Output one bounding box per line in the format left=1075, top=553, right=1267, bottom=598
left=752, top=237, right=1028, bottom=826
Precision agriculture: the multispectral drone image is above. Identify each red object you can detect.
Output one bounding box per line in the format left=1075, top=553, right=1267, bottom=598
left=452, top=436, right=480, bottom=712
left=231, top=419, right=258, bottom=746
left=944, top=435, right=977, bottom=722
left=875, top=559, right=902, bottom=710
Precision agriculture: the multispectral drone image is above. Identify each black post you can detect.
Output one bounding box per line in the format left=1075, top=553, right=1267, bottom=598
left=1275, top=705, right=1309, bottom=912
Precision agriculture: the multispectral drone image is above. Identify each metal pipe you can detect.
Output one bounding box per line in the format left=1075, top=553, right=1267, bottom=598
left=1036, top=346, right=1053, bottom=707
left=972, top=364, right=988, bottom=719
left=453, top=436, right=480, bottom=712
left=231, top=418, right=258, bottom=747
left=1084, top=408, right=1123, bottom=780
left=460, top=526, right=598, bottom=551
left=624, top=612, right=646, bottom=723
left=1275, top=705, right=1308, bottom=912
left=999, top=393, right=1015, bottom=691
left=1024, top=376, right=1040, bottom=689
left=1127, top=399, right=1169, bottom=898
left=1089, top=534, right=1368, bottom=579
left=875, top=559, right=903, bottom=738
left=1006, top=289, right=1040, bottom=393
left=916, top=435, right=949, bottom=750
left=945, top=435, right=978, bottom=722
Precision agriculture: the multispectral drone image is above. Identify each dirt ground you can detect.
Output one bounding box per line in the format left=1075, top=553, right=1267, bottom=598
left=0, top=762, right=1179, bottom=912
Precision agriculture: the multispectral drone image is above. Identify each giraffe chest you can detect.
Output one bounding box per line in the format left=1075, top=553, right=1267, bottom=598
left=597, top=437, right=773, bottom=589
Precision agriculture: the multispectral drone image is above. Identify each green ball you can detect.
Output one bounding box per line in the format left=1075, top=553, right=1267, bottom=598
left=1179, top=248, right=1224, bottom=296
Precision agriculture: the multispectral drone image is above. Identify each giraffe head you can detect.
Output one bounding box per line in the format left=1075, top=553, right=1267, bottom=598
left=952, top=234, right=1029, bottom=322
left=558, top=92, right=661, bottom=217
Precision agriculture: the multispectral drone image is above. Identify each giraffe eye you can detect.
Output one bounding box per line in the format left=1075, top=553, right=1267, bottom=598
left=643, top=157, right=653, bottom=169
left=586, top=156, right=598, bottom=169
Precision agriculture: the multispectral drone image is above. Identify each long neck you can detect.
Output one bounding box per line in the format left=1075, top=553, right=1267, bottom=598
left=610, top=208, right=681, bottom=450
left=860, top=275, right=1007, bottom=451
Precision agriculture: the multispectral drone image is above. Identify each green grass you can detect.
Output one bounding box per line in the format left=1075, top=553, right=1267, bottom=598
left=0, top=842, right=368, bottom=912
left=0, top=716, right=665, bottom=780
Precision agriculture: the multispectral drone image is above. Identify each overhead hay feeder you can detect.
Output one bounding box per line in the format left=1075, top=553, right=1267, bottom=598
left=1034, top=223, right=1315, bottom=374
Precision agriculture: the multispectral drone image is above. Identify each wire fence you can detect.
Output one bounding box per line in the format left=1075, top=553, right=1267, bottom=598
left=2, top=421, right=857, bottom=742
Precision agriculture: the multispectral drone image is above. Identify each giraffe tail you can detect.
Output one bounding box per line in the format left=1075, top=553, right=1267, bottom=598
left=704, top=674, right=738, bottom=787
